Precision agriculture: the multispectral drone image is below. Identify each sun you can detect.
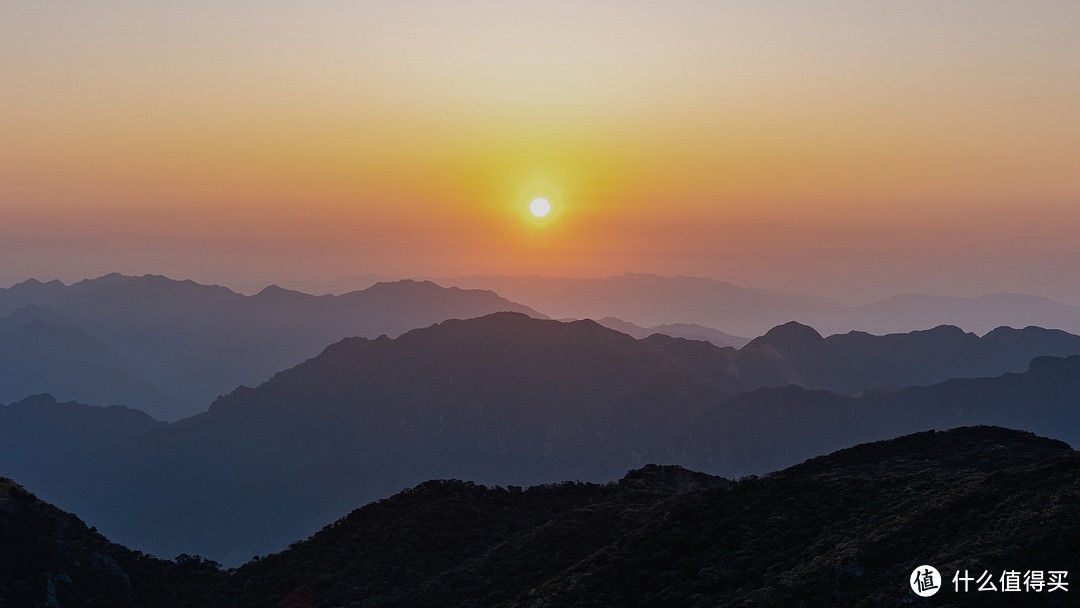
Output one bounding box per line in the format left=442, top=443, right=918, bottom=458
left=529, top=197, right=551, bottom=218
left=518, top=187, right=561, bottom=224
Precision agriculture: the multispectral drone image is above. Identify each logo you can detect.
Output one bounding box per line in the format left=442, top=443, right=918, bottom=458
left=911, top=565, right=942, bottom=597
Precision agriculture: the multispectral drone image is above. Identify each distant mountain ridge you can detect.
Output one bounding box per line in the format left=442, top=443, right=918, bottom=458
left=0, top=274, right=543, bottom=419
left=595, top=316, right=749, bottom=348
left=5, top=272, right=1076, bottom=420
left=445, top=274, right=847, bottom=337
left=0, top=394, right=164, bottom=481
left=444, top=273, right=1080, bottom=337
left=0, top=318, right=183, bottom=415
left=12, top=313, right=1080, bottom=565
left=676, top=353, right=1080, bottom=477
left=737, top=320, right=1080, bottom=395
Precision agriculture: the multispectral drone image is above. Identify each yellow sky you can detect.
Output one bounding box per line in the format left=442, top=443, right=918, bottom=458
left=2, top=1, right=1079, bottom=300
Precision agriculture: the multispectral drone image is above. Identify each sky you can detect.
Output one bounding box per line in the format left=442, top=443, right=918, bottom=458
left=2, top=1, right=1079, bottom=303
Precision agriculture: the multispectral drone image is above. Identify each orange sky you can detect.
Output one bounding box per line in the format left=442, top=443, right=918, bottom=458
left=2, top=2, right=1079, bottom=302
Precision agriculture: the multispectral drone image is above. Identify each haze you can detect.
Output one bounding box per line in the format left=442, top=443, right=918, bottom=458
left=2, top=1, right=1079, bottom=303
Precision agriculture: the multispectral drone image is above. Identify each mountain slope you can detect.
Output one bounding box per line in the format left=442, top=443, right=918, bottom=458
left=0, top=477, right=227, bottom=608
left=680, top=354, right=1080, bottom=477
left=0, top=394, right=165, bottom=479
left=0, top=318, right=181, bottom=415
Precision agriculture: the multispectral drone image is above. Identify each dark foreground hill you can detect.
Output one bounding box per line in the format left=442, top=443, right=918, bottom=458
left=504, top=426, right=1080, bottom=608
left=0, top=477, right=227, bottom=607
left=3, top=427, right=1077, bottom=607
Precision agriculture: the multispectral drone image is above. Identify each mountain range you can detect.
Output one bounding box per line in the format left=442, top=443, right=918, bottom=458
left=675, top=353, right=1080, bottom=477
left=0, top=274, right=542, bottom=419
left=444, top=273, right=1080, bottom=337
left=9, top=312, right=1080, bottom=565
left=3, top=426, right=1077, bottom=606
left=7, top=271, right=1080, bottom=422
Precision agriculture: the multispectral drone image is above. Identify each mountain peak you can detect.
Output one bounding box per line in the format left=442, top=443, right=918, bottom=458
left=1028, top=354, right=1080, bottom=374
left=0, top=477, right=37, bottom=505
left=8, top=278, right=67, bottom=293
left=389, top=312, right=625, bottom=349
left=363, top=279, right=443, bottom=293
left=72, top=273, right=136, bottom=288
left=12, top=278, right=43, bottom=287
left=746, top=321, right=824, bottom=349
left=922, top=324, right=968, bottom=336
left=252, top=284, right=314, bottom=300
left=9, top=393, right=59, bottom=408
left=795, top=426, right=1073, bottom=476
left=619, top=464, right=729, bottom=493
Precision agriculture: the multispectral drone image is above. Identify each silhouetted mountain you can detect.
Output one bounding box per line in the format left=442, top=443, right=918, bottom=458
left=736, top=321, right=1080, bottom=396
left=0, top=278, right=69, bottom=304
left=596, top=316, right=749, bottom=348
left=227, top=464, right=727, bottom=607
left=0, top=274, right=542, bottom=419
left=0, top=477, right=228, bottom=607
left=444, top=274, right=1080, bottom=337
left=846, top=291, right=1080, bottom=336
left=21, top=314, right=741, bottom=564
left=17, top=314, right=1080, bottom=566
left=445, top=274, right=847, bottom=337
left=224, top=427, right=1078, bottom=606
left=678, top=354, right=1080, bottom=477
left=253, top=273, right=394, bottom=296
left=6, top=427, right=1075, bottom=606
left=5, top=273, right=1077, bottom=422
left=511, top=427, right=1079, bottom=608
left=0, top=394, right=164, bottom=479
left=0, top=318, right=182, bottom=415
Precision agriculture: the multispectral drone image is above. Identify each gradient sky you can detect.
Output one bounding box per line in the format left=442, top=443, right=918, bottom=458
left=3, top=1, right=1079, bottom=302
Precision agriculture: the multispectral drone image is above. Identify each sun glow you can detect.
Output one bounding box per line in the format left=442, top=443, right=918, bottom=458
left=529, top=198, right=551, bottom=218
